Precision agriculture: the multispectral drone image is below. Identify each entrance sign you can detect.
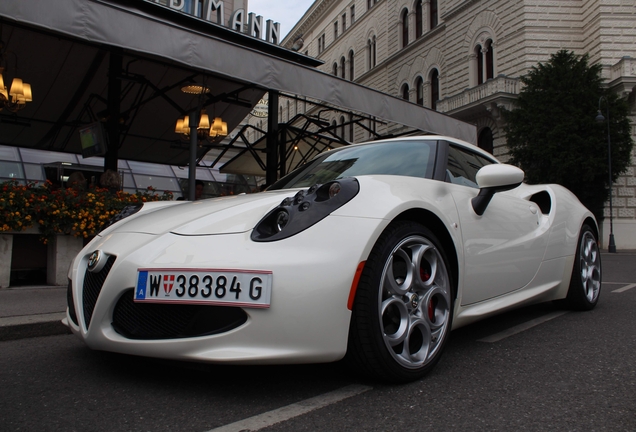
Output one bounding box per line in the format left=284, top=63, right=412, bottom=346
left=250, top=99, right=269, bottom=118
left=150, top=0, right=281, bottom=44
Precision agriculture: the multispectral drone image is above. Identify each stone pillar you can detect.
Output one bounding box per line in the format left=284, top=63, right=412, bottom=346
left=0, top=234, right=13, bottom=288
left=47, top=235, right=84, bottom=286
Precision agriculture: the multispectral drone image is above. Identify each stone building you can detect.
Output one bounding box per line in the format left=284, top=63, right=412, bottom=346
left=276, top=0, right=636, bottom=249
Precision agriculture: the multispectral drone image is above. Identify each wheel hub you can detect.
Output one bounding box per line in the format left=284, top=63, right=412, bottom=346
left=379, top=235, right=451, bottom=369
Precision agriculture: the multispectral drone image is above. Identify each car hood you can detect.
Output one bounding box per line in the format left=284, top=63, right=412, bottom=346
left=109, top=190, right=298, bottom=236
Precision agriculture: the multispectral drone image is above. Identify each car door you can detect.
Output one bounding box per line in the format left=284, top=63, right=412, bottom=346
left=444, top=145, right=548, bottom=306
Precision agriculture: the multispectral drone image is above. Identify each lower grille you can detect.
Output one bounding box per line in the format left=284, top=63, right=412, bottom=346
left=67, top=279, right=78, bottom=326
left=112, top=289, right=248, bottom=340
left=82, top=255, right=116, bottom=330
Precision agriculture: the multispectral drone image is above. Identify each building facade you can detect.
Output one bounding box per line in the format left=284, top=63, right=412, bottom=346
left=280, top=0, right=636, bottom=249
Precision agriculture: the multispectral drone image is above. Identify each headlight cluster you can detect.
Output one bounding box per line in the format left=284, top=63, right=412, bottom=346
left=100, top=204, right=143, bottom=233
left=251, top=177, right=360, bottom=242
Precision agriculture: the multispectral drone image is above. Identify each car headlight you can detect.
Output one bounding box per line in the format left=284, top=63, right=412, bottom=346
left=251, top=177, right=360, bottom=242
left=100, top=204, right=143, bottom=233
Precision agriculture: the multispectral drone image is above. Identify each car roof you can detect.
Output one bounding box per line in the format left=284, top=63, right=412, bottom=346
left=340, top=135, right=498, bottom=163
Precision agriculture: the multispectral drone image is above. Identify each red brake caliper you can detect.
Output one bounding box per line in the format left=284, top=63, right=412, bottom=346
left=420, top=267, right=435, bottom=322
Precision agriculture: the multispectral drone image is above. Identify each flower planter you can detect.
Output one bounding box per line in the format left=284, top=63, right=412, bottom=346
left=0, top=229, right=83, bottom=288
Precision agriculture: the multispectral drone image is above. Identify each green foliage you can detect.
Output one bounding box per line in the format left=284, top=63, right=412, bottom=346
left=504, top=50, right=634, bottom=219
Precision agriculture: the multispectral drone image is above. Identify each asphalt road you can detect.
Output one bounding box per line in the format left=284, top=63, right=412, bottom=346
left=1, top=253, right=635, bottom=432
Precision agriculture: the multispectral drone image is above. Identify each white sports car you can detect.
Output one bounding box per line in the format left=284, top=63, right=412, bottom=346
left=65, top=136, right=601, bottom=382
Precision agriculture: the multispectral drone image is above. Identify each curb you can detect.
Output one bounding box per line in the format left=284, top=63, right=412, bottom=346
left=0, top=313, right=70, bottom=341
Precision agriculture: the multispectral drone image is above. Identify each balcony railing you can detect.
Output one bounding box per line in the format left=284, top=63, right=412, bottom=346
left=610, top=56, right=636, bottom=81
left=437, top=76, right=521, bottom=113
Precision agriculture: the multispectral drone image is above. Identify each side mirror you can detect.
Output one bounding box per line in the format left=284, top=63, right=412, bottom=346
left=471, top=164, right=524, bottom=216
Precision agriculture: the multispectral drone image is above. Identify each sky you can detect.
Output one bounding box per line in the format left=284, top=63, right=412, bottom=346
left=248, top=0, right=315, bottom=39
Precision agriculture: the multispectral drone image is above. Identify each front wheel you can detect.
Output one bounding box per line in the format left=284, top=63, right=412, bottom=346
left=346, top=222, right=454, bottom=383
left=558, top=224, right=602, bottom=310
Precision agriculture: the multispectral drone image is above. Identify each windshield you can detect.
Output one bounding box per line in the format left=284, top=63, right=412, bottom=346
left=269, top=140, right=437, bottom=190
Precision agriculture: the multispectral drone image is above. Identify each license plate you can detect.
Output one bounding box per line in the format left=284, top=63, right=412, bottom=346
left=135, top=268, right=272, bottom=308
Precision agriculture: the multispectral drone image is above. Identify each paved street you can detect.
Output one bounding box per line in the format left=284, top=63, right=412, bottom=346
left=1, top=253, right=634, bottom=431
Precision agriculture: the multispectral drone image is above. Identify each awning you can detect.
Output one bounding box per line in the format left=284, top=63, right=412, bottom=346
left=0, top=0, right=475, bottom=168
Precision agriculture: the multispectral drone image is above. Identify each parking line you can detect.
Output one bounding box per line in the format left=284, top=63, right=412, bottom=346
left=612, top=283, right=636, bottom=293
left=477, top=311, right=569, bottom=343
left=206, top=384, right=372, bottom=432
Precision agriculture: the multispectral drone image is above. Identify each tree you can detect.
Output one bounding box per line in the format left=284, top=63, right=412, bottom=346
left=504, top=50, right=633, bottom=220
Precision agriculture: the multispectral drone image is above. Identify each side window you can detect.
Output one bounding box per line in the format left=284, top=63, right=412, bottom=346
left=446, top=145, right=495, bottom=188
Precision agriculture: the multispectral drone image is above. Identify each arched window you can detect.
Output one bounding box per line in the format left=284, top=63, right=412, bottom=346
left=430, top=69, right=439, bottom=110
left=430, top=0, right=438, bottom=29
left=415, top=77, right=424, bottom=105
left=478, top=127, right=494, bottom=154
left=340, top=56, right=346, bottom=79
left=367, top=35, right=377, bottom=69
left=340, top=115, right=346, bottom=138
left=401, top=8, right=409, bottom=48
left=485, top=39, right=494, bottom=80
left=349, top=113, right=354, bottom=141
left=349, top=50, right=355, bottom=81
left=474, top=38, right=495, bottom=85
left=475, top=44, right=484, bottom=84
left=401, top=83, right=410, bottom=101
left=415, top=0, right=423, bottom=38
left=333, top=62, right=338, bottom=76
left=372, top=36, right=377, bottom=67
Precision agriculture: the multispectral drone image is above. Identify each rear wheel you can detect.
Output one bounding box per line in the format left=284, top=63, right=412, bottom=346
left=347, top=221, right=453, bottom=383
left=559, top=224, right=601, bottom=310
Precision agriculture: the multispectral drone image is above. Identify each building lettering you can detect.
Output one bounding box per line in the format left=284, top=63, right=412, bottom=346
left=150, top=0, right=280, bottom=44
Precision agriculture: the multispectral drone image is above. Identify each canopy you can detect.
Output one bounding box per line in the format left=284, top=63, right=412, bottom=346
left=0, top=0, right=475, bottom=168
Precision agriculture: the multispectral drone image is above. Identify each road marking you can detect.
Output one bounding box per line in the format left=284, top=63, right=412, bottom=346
left=612, top=283, right=636, bottom=293
left=477, top=311, right=569, bottom=343
left=206, top=384, right=372, bottom=432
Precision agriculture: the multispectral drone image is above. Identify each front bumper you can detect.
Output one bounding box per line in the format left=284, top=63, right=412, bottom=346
left=65, top=215, right=386, bottom=364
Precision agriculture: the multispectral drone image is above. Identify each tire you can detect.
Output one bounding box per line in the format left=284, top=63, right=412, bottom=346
left=559, top=224, right=602, bottom=311
left=346, top=221, right=454, bottom=383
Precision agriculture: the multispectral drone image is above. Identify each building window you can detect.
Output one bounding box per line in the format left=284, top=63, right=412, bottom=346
left=415, top=0, right=423, bottom=38
left=485, top=40, right=494, bottom=80
left=342, top=13, right=347, bottom=32
left=340, top=115, right=346, bottom=139
left=340, top=56, right=346, bottom=79
left=334, top=21, right=338, bottom=39
left=349, top=113, right=354, bottom=141
left=478, top=127, right=494, bottom=154
left=430, top=0, right=438, bottom=29
left=415, top=77, right=424, bottom=105
left=401, top=8, right=409, bottom=48
left=367, top=0, right=372, bottom=10
left=474, top=38, right=495, bottom=85
left=318, top=34, right=325, bottom=54
left=430, top=68, right=439, bottom=110
left=367, top=35, right=376, bottom=70
left=476, top=45, right=484, bottom=84
left=333, top=62, right=338, bottom=76
left=401, top=83, right=410, bottom=101
left=349, top=50, right=355, bottom=80
left=351, top=5, right=355, bottom=23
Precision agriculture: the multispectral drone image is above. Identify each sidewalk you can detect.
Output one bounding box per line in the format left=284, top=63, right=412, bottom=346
left=1, top=251, right=634, bottom=342
left=0, top=285, right=70, bottom=341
